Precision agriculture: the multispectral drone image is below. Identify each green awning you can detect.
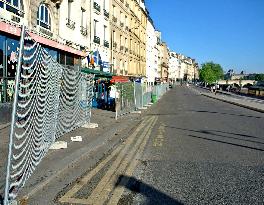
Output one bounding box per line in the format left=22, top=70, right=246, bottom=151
left=81, top=68, right=114, bottom=79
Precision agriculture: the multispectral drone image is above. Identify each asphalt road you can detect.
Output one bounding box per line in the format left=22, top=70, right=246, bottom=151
left=118, top=86, right=264, bottom=205
left=14, top=86, right=264, bottom=205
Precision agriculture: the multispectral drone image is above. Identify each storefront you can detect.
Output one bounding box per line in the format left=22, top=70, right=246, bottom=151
left=0, top=24, right=85, bottom=104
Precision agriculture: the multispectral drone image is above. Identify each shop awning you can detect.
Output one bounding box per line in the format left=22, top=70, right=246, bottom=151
left=0, top=22, right=86, bottom=57
left=81, top=68, right=113, bottom=79
left=110, top=76, right=130, bottom=83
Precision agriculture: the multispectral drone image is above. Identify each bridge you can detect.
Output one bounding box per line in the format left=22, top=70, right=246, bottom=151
left=218, top=79, right=256, bottom=87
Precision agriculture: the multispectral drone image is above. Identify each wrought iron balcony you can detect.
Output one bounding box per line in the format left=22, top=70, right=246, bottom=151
left=104, top=9, right=109, bottom=18
left=66, top=18, right=75, bottom=29
left=94, top=36, right=100, bottom=44
left=112, top=15, right=117, bottom=23
left=93, top=2, right=101, bottom=13
left=104, top=40, right=109, bottom=48
left=80, top=26, right=87, bottom=36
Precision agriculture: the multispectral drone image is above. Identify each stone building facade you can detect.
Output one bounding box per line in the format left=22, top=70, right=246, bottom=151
left=110, top=0, right=147, bottom=78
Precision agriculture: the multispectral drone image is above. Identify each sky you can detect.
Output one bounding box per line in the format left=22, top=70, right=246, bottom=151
left=145, top=0, right=264, bottom=73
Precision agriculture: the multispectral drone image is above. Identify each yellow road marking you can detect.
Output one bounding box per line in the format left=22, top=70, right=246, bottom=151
left=108, top=117, right=158, bottom=205
left=87, top=116, right=157, bottom=205
left=59, top=116, right=155, bottom=204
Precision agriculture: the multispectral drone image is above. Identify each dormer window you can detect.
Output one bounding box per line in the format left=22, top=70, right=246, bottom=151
left=37, top=4, right=51, bottom=30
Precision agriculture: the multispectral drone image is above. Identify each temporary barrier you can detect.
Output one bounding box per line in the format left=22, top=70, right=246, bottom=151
left=115, top=82, right=135, bottom=119
left=115, top=82, right=170, bottom=119
left=134, top=82, right=143, bottom=109
left=142, top=85, right=152, bottom=106
left=152, top=83, right=170, bottom=101
left=3, top=27, right=94, bottom=204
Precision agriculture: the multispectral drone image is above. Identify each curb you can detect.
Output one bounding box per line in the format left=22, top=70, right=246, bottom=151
left=201, top=93, right=264, bottom=113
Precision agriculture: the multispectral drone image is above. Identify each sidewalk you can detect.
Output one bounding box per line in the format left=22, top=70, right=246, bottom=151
left=193, top=87, right=264, bottom=113
left=0, top=108, right=142, bottom=204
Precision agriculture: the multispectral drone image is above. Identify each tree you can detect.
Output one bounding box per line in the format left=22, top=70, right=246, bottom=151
left=255, top=74, right=264, bottom=81
left=199, top=62, right=224, bottom=84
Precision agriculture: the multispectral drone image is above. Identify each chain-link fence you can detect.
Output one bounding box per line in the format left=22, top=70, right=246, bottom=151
left=3, top=27, right=94, bottom=204
left=115, top=82, right=135, bottom=119
left=115, top=82, right=170, bottom=119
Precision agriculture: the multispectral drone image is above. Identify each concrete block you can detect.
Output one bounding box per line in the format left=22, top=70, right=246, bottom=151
left=131, top=111, right=142, bottom=114
left=71, top=136, right=82, bottom=142
left=50, top=141, right=67, bottom=150
left=82, top=123, right=99, bottom=129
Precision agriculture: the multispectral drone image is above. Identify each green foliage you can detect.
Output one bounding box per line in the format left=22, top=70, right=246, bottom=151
left=255, top=74, right=264, bottom=81
left=199, top=62, right=224, bottom=84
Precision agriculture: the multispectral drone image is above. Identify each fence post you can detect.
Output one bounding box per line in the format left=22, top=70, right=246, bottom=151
left=115, top=86, right=118, bottom=120
left=4, top=25, right=26, bottom=205
left=133, top=81, right=136, bottom=110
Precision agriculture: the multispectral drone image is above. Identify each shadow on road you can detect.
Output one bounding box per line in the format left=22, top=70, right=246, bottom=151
left=187, top=110, right=263, bottom=119
left=147, top=110, right=262, bottom=119
left=187, top=134, right=264, bottom=152
left=164, top=126, right=264, bottom=145
left=116, top=175, right=183, bottom=205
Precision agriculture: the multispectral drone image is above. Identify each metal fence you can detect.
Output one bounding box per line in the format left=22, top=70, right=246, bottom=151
left=142, top=85, right=152, bottom=106
left=115, top=82, right=170, bottom=119
left=134, top=82, right=143, bottom=109
left=115, top=82, right=135, bottom=119
left=3, top=27, right=94, bottom=204
left=152, top=83, right=170, bottom=100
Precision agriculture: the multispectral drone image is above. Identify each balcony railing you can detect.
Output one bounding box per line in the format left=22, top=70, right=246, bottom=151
left=93, top=2, right=101, bottom=13
left=66, top=18, right=75, bottom=30
left=37, top=25, right=54, bottom=38
left=104, top=40, right=109, bottom=48
left=94, top=36, right=100, bottom=44
left=104, top=9, right=109, bottom=18
left=80, top=26, right=87, bottom=36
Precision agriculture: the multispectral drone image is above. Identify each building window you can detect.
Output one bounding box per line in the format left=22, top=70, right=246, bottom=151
left=0, top=0, right=23, bottom=16
left=112, top=5, right=115, bottom=16
left=94, top=19, right=98, bottom=36
left=0, top=34, right=20, bottom=103
left=68, top=0, right=73, bottom=20
left=81, top=8, right=85, bottom=27
left=104, top=25, right=107, bottom=41
left=37, top=4, right=51, bottom=30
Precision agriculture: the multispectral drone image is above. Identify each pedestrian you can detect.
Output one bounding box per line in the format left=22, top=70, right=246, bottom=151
left=212, top=85, right=216, bottom=94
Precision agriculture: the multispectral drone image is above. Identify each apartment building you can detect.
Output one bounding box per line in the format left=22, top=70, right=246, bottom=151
left=110, top=0, right=147, bottom=79
left=169, top=52, right=181, bottom=82
left=90, top=0, right=111, bottom=72
left=146, top=16, right=158, bottom=84
left=0, top=0, right=89, bottom=104
left=159, top=42, right=169, bottom=82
